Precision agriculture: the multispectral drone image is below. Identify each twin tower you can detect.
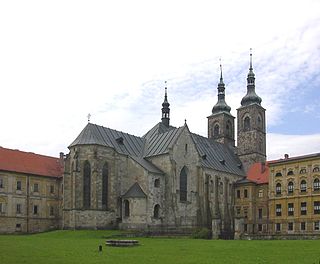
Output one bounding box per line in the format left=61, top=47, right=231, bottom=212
left=161, top=51, right=266, bottom=173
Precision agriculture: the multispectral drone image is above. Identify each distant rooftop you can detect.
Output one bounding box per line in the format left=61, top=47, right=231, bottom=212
left=0, top=147, right=63, bottom=178
left=268, top=152, right=320, bottom=165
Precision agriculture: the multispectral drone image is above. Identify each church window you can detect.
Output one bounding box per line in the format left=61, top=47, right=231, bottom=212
left=153, top=204, right=160, bottom=219
left=179, top=167, right=188, bottom=202
left=213, top=124, right=220, bottom=137
left=300, top=180, right=307, bottom=192
left=154, top=179, right=160, bottom=188
left=288, top=181, right=294, bottom=194
left=276, top=183, right=281, bottom=195
left=313, top=178, right=320, bottom=191
left=83, top=161, right=91, bottom=209
left=102, top=163, right=108, bottom=209
left=244, top=116, right=251, bottom=131
left=313, top=166, right=320, bottom=172
left=185, top=144, right=188, bottom=153
left=124, top=200, right=130, bottom=217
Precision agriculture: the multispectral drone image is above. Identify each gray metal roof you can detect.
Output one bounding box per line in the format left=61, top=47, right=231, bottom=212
left=144, top=126, right=184, bottom=157
left=69, top=122, right=245, bottom=177
left=123, top=182, right=147, bottom=198
left=191, top=133, right=246, bottom=176
left=69, top=123, right=145, bottom=157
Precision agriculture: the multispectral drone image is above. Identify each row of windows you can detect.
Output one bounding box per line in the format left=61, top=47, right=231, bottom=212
left=275, top=179, right=320, bottom=195
left=275, top=222, right=320, bottom=232
left=213, top=121, right=233, bottom=137
left=0, top=202, right=55, bottom=216
left=236, top=189, right=264, bottom=199
left=2, top=180, right=56, bottom=194
left=275, top=201, right=320, bottom=216
left=275, top=166, right=319, bottom=177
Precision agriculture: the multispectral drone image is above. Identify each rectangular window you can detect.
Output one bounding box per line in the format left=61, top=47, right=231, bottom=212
left=16, top=204, right=21, bottom=214
left=301, top=222, right=306, bottom=231
left=276, top=204, right=282, bottom=216
left=33, top=205, right=38, bottom=215
left=258, top=224, right=262, bottom=232
left=258, top=208, right=263, bottom=219
left=314, top=201, right=320, bottom=214
left=244, top=224, right=247, bottom=232
left=243, top=207, right=248, bottom=218
left=276, top=223, right=281, bottom=232
left=0, top=178, right=3, bottom=188
left=236, top=190, right=240, bottom=198
left=244, top=189, right=248, bottom=198
left=16, top=224, right=21, bottom=229
left=16, top=181, right=22, bottom=191
left=301, top=202, right=307, bottom=215
left=288, top=222, right=293, bottom=231
left=33, top=183, right=39, bottom=193
left=314, top=221, right=320, bottom=231
left=50, top=206, right=54, bottom=216
left=258, top=189, right=263, bottom=198
left=288, top=203, right=294, bottom=216
left=50, top=185, right=54, bottom=194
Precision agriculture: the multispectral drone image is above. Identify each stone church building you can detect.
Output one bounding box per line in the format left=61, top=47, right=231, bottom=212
left=62, top=53, right=266, bottom=238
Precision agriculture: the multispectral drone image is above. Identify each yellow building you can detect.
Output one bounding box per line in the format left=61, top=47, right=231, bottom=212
left=268, top=153, right=320, bottom=237
left=0, top=147, right=63, bottom=233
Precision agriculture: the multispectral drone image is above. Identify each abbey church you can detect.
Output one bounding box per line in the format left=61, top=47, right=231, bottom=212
left=62, top=53, right=265, bottom=238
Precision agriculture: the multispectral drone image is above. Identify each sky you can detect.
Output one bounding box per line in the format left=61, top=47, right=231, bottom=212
left=0, top=0, right=320, bottom=161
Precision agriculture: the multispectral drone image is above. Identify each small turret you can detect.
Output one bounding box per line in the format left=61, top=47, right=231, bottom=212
left=161, top=82, right=170, bottom=127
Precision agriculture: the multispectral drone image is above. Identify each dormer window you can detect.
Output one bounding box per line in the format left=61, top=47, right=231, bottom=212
left=116, top=137, right=124, bottom=144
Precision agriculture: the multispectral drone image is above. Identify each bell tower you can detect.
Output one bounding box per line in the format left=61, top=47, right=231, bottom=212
left=237, top=50, right=266, bottom=172
left=208, top=62, right=235, bottom=147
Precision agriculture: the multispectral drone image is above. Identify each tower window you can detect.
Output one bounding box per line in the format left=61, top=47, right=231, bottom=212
left=153, top=204, right=160, bottom=219
left=154, top=179, right=160, bottom=188
left=226, top=120, right=232, bottom=137
left=244, top=116, right=251, bottom=131
left=214, top=124, right=220, bottom=137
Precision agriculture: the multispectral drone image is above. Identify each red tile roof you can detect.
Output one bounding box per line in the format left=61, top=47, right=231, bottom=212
left=246, top=162, right=269, bottom=184
left=0, top=147, right=63, bottom=178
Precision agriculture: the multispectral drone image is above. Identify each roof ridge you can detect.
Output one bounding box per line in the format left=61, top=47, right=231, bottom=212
left=0, top=146, right=60, bottom=160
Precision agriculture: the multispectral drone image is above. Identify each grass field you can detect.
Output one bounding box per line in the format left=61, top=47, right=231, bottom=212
left=1, top=230, right=320, bottom=264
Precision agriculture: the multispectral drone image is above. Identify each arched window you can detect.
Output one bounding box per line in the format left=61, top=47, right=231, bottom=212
left=257, top=115, right=262, bottom=128
left=276, top=183, right=281, bottom=195
left=300, top=180, right=307, bottom=192
left=313, top=178, right=320, bottom=191
left=244, top=116, right=251, bottom=131
left=214, top=124, right=220, bottom=137
left=83, top=161, right=91, bottom=209
left=300, top=168, right=307, bottom=174
left=288, top=181, right=294, bottom=194
left=275, top=172, right=282, bottom=177
left=313, top=167, right=320, bottom=172
left=180, top=167, right=188, bottom=202
left=124, top=200, right=130, bottom=217
left=287, top=170, right=294, bottom=176
left=154, top=179, right=160, bottom=188
left=102, top=163, right=108, bottom=209
left=154, top=204, right=160, bottom=219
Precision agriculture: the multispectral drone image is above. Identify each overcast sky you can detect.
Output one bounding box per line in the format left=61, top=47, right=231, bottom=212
left=0, top=0, right=320, bottom=160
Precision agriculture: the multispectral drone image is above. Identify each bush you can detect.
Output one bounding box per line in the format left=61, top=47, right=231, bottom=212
left=192, top=228, right=212, bottom=239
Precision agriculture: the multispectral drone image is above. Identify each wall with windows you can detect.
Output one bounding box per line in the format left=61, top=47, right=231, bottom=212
left=0, top=171, right=61, bottom=234
left=268, top=154, right=320, bottom=237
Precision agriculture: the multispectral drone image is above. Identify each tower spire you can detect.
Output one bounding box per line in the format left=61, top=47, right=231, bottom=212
left=240, top=48, right=262, bottom=106
left=161, top=81, right=170, bottom=127
left=212, top=59, right=231, bottom=114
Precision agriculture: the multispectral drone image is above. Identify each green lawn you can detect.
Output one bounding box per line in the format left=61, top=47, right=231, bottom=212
left=1, top=230, right=320, bottom=264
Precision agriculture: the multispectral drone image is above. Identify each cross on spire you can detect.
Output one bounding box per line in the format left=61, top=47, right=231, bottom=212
left=87, top=113, right=91, bottom=123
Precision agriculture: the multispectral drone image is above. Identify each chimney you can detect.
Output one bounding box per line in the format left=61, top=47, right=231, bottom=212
left=59, top=152, right=64, bottom=166
left=284, top=154, right=289, bottom=160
